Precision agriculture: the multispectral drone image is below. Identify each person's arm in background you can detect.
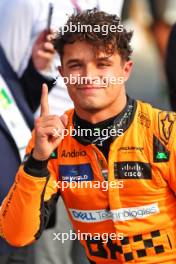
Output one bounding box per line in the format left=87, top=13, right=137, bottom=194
left=0, top=0, right=55, bottom=112
left=165, top=23, right=176, bottom=111
left=21, top=30, right=56, bottom=112
left=0, top=0, right=40, bottom=76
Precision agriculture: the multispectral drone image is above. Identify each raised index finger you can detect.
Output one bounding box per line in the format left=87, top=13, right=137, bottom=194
left=40, top=83, right=49, bottom=117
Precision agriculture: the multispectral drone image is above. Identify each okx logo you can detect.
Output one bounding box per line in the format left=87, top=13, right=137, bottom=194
left=114, top=162, right=151, bottom=179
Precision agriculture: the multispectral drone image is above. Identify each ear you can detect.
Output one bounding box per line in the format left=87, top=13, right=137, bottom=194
left=123, top=60, right=133, bottom=82
left=58, top=66, right=63, bottom=76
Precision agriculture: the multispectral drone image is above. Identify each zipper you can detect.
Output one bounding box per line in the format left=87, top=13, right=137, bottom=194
left=167, top=234, right=172, bottom=249
left=91, top=145, right=108, bottom=180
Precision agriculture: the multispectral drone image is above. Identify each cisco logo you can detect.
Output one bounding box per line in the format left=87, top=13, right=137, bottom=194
left=114, top=162, right=151, bottom=180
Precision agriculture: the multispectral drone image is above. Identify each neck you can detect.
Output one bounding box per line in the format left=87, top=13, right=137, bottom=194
left=75, top=93, right=127, bottom=124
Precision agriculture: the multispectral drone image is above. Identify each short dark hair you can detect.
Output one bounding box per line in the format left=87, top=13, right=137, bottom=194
left=53, top=9, right=133, bottom=61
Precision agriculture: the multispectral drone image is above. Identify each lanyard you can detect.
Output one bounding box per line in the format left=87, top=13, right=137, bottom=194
left=0, top=76, right=31, bottom=160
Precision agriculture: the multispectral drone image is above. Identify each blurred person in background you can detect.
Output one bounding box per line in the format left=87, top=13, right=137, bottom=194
left=165, top=23, right=176, bottom=111
left=147, top=0, right=171, bottom=60
left=122, top=0, right=171, bottom=61
left=120, top=0, right=174, bottom=110
left=0, top=29, right=55, bottom=264
left=0, top=1, right=124, bottom=264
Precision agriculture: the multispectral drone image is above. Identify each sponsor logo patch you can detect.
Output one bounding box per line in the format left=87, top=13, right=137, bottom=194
left=69, top=208, right=112, bottom=223
left=69, top=203, right=159, bottom=223
left=111, top=203, right=159, bottom=221
left=153, top=136, right=170, bottom=162
left=59, top=163, right=93, bottom=182
left=137, top=112, right=151, bottom=128
left=118, top=146, right=144, bottom=153
left=114, top=162, right=151, bottom=179
left=158, top=112, right=175, bottom=145
left=50, top=149, right=58, bottom=159
left=61, top=149, right=86, bottom=158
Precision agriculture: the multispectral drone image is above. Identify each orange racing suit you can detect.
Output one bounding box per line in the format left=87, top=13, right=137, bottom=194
left=1, top=98, right=176, bottom=263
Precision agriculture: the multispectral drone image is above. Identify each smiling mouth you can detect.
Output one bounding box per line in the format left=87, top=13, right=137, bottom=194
left=78, top=85, right=105, bottom=89
left=76, top=86, right=101, bottom=94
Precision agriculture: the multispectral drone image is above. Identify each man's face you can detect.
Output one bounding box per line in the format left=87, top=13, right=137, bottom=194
left=59, top=41, right=133, bottom=113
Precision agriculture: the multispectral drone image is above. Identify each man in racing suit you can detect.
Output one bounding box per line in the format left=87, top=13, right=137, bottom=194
left=0, top=9, right=176, bottom=264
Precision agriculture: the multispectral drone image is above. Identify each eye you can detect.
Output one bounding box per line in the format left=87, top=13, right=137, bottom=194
left=69, top=64, right=82, bottom=69
left=97, top=63, right=111, bottom=68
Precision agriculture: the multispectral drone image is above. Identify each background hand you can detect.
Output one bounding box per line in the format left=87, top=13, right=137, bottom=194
left=32, top=30, right=55, bottom=71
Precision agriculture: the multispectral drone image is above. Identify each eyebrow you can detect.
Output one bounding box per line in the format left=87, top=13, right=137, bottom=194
left=96, top=56, right=113, bottom=62
left=65, top=56, right=113, bottom=66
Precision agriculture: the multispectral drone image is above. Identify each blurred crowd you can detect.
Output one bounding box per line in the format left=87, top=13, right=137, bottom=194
left=0, top=0, right=176, bottom=263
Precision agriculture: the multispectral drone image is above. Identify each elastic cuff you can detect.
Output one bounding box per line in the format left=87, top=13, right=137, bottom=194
left=24, top=153, right=49, bottom=177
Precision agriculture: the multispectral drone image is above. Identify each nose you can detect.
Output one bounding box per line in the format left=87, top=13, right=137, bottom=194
left=82, top=64, right=99, bottom=85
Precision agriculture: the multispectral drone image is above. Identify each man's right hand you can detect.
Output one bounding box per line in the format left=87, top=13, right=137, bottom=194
left=33, top=84, right=68, bottom=161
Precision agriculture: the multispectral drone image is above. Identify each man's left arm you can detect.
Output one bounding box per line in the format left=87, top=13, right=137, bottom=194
left=0, top=132, right=60, bottom=246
